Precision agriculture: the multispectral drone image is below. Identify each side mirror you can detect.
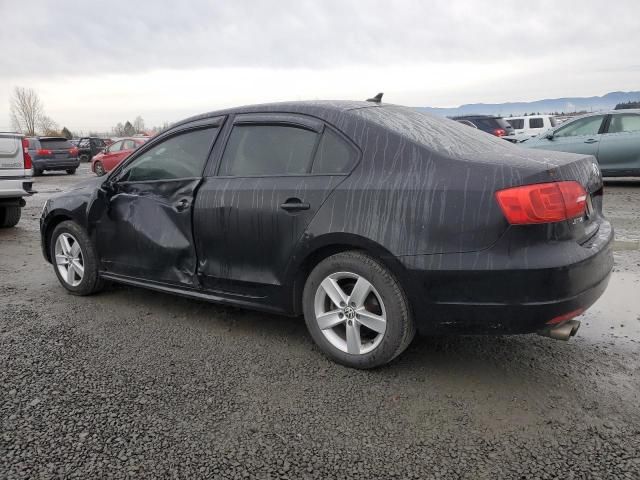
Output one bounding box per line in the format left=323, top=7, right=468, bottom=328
left=545, top=132, right=555, bottom=140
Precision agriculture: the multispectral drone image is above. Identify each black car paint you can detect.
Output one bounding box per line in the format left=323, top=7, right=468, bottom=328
left=41, top=101, right=614, bottom=334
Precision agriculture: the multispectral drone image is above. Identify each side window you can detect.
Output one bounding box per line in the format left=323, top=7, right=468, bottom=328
left=608, top=114, right=640, bottom=134
left=529, top=118, right=544, bottom=129
left=312, top=128, right=358, bottom=174
left=554, top=116, right=604, bottom=138
left=507, top=119, right=524, bottom=129
left=122, top=140, right=136, bottom=150
left=220, top=125, right=318, bottom=176
left=108, top=141, right=123, bottom=153
left=120, top=128, right=216, bottom=182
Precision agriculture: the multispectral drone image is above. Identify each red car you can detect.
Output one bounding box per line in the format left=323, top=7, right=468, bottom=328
left=91, top=137, right=148, bottom=176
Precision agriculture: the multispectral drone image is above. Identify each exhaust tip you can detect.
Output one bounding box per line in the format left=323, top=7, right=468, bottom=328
left=538, top=319, right=581, bottom=341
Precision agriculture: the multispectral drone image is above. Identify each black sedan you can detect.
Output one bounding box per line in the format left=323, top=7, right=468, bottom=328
left=40, top=100, right=613, bottom=368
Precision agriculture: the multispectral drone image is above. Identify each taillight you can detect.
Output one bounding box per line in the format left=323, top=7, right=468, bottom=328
left=37, top=149, right=53, bottom=155
left=546, top=308, right=584, bottom=325
left=493, top=128, right=506, bottom=137
left=495, top=181, right=587, bottom=225
left=22, top=138, right=32, bottom=170
left=69, top=147, right=79, bottom=156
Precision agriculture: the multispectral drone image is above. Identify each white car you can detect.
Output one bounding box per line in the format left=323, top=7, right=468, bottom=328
left=506, top=115, right=557, bottom=141
left=0, top=132, right=33, bottom=227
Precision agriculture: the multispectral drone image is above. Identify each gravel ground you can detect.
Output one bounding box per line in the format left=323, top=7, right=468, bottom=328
left=1, top=165, right=639, bottom=479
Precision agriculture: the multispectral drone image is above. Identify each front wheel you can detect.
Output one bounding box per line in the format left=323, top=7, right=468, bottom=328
left=50, top=221, right=103, bottom=295
left=302, top=251, right=415, bottom=369
left=94, top=161, right=105, bottom=176
left=66, top=168, right=77, bottom=175
left=79, top=154, right=89, bottom=162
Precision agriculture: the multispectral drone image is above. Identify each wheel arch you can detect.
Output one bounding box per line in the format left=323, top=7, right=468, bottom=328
left=287, top=233, right=408, bottom=315
left=42, top=211, right=75, bottom=262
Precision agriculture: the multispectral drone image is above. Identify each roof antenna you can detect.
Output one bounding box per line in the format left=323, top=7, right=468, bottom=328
left=366, top=92, right=383, bottom=103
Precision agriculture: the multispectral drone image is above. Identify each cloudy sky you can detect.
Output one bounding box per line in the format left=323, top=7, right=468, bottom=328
left=1, top=0, right=639, bottom=132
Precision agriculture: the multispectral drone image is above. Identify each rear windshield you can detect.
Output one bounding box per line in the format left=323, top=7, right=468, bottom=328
left=351, top=106, right=515, bottom=159
left=40, top=138, right=73, bottom=150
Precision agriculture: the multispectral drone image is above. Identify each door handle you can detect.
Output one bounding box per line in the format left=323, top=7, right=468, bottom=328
left=175, top=198, right=191, bottom=212
left=280, top=198, right=310, bottom=212
left=584, top=139, right=598, bottom=144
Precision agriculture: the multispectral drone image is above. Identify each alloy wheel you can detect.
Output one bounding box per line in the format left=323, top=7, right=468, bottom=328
left=54, top=233, right=85, bottom=287
left=95, top=162, right=105, bottom=176
left=314, top=272, right=387, bottom=355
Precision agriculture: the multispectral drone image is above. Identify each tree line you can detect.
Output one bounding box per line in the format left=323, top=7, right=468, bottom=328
left=9, top=86, right=169, bottom=139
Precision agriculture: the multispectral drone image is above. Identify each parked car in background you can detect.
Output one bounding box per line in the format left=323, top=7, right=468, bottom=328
left=27, top=137, right=79, bottom=176
left=522, top=110, right=640, bottom=177
left=77, top=137, right=107, bottom=162
left=40, top=100, right=612, bottom=369
left=506, top=115, right=557, bottom=141
left=91, top=137, right=148, bottom=176
left=0, top=132, right=33, bottom=227
left=451, top=115, right=516, bottom=141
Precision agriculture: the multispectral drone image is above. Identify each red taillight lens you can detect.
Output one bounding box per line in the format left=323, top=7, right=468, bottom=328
left=495, top=181, right=587, bottom=225
left=37, top=149, right=53, bottom=155
left=22, top=138, right=32, bottom=170
left=493, top=128, right=506, bottom=137
left=69, top=147, right=79, bottom=156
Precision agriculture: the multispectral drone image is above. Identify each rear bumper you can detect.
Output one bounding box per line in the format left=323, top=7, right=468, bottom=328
left=33, top=158, right=80, bottom=170
left=0, top=176, right=34, bottom=198
left=398, top=220, right=614, bottom=335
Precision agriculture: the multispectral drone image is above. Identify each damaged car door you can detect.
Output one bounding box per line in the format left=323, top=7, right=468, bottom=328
left=91, top=124, right=220, bottom=285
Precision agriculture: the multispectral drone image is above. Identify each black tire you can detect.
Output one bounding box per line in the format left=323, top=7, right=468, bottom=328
left=33, top=168, right=42, bottom=176
left=0, top=206, right=22, bottom=228
left=66, top=169, right=77, bottom=175
left=50, top=220, right=104, bottom=295
left=302, top=251, right=415, bottom=369
left=79, top=154, right=89, bottom=162
left=94, top=161, right=106, bottom=176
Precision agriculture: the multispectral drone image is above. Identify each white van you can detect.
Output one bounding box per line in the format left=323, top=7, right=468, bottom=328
left=506, top=115, right=557, bottom=141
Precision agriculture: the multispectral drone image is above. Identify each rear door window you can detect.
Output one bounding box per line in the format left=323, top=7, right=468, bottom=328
left=507, top=119, right=524, bottom=129
left=608, top=114, right=640, bottom=133
left=219, top=125, right=318, bottom=176
left=529, top=118, right=544, bottom=129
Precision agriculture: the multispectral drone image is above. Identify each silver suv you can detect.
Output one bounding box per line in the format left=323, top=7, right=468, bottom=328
left=0, top=132, right=34, bottom=227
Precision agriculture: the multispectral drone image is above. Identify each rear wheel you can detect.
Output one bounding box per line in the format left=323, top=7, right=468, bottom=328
left=302, top=251, right=415, bottom=369
left=33, top=168, right=42, bottom=176
left=66, top=168, right=76, bottom=175
left=79, top=154, right=89, bottom=162
left=0, top=206, right=22, bottom=228
left=50, top=221, right=103, bottom=295
left=94, top=161, right=106, bottom=176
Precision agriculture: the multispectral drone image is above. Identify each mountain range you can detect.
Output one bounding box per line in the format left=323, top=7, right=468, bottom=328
left=417, top=91, right=640, bottom=117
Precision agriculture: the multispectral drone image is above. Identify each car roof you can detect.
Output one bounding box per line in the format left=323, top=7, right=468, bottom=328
left=172, top=100, right=380, bottom=129
left=450, top=114, right=502, bottom=119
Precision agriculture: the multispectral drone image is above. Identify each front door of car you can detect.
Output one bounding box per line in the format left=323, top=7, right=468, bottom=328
left=543, top=115, right=606, bottom=157
left=193, top=114, right=358, bottom=301
left=597, top=113, right=640, bottom=174
left=101, top=140, right=124, bottom=170
left=89, top=124, right=221, bottom=286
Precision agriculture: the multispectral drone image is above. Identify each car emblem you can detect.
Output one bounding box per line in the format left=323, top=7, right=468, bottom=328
left=343, top=306, right=356, bottom=320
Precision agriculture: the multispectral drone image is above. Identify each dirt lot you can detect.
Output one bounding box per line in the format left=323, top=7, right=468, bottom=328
left=2, top=164, right=640, bottom=479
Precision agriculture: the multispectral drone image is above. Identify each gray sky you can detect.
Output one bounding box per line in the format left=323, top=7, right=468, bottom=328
left=2, top=0, right=639, bottom=132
